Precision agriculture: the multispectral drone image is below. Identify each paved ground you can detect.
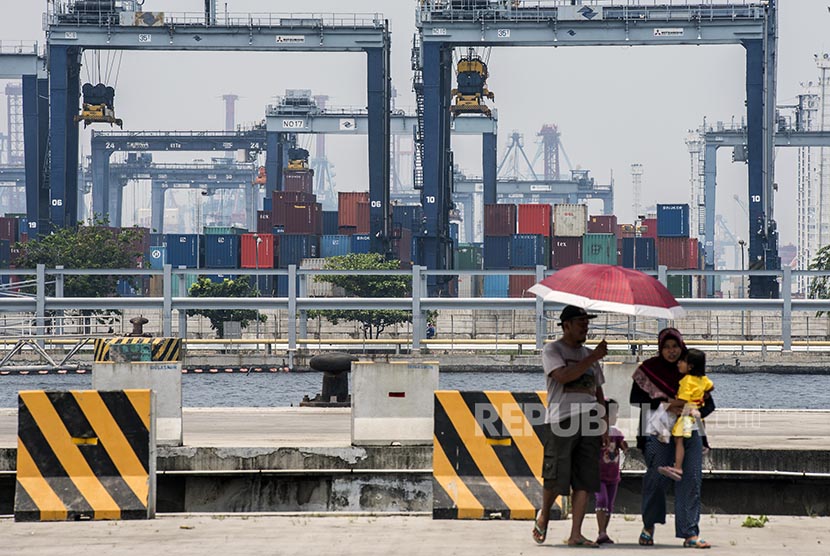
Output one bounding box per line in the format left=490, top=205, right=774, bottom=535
left=1, top=407, right=828, bottom=450
left=1, top=514, right=828, bottom=555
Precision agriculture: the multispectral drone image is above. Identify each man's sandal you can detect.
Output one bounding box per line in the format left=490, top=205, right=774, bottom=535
left=639, top=528, right=654, bottom=546
left=683, top=537, right=711, bottom=549
left=532, top=510, right=547, bottom=544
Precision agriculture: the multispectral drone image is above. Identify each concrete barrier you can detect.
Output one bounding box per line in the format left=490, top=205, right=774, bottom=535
left=15, top=389, right=155, bottom=521
left=93, top=362, right=181, bottom=446
left=351, top=361, right=439, bottom=446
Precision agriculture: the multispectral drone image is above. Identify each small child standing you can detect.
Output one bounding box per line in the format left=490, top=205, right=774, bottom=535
left=595, top=399, right=628, bottom=545
left=658, top=348, right=714, bottom=481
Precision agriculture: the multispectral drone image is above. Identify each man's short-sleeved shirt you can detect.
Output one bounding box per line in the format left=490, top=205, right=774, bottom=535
left=543, top=338, right=605, bottom=424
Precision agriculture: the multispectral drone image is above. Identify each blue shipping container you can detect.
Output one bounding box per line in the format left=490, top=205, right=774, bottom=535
left=622, top=237, right=657, bottom=270
left=483, top=275, right=509, bottom=298
left=204, top=234, right=240, bottom=268
left=150, top=233, right=165, bottom=247
left=164, top=234, right=201, bottom=268
left=483, top=236, right=511, bottom=269
left=320, top=235, right=351, bottom=258
left=274, top=274, right=300, bottom=297
left=0, top=239, right=10, bottom=268
left=392, top=205, right=418, bottom=230
left=322, top=211, right=340, bottom=236
left=656, top=204, right=690, bottom=237
left=450, top=222, right=460, bottom=246
left=263, top=197, right=272, bottom=212
left=351, top=234, right=371, bottom=254
left=148, top=246, right=166, bottom=270
left=278, top=234, right=319, bottom=268
left=205, top=274, right=237, bottom=284
left=510, top=234, right=548, bottom=267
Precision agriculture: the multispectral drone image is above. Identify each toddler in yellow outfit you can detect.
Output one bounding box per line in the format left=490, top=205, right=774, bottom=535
left=659, top=348, right=714, bottom=481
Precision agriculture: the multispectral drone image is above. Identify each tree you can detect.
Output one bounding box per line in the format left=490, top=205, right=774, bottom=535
left=187, top=276, right=266, bottom=338
left=808, top=244, right=830, bottom=315
left=13, top=217, right=147, bottom=298
left=308, top=253, right=418, bottom=339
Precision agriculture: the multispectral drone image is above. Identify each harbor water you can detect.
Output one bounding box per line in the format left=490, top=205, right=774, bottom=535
left=0, top=371, right=827, bottom=409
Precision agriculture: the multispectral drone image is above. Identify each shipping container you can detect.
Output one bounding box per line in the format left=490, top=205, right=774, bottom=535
left=274, top=274, right=301, bottom=297
left=164, top=234, right=201, bottom=268
left=320, top=235, right=352, bottom=258
left=553, top=204, right=588, bottom=237
left=617, top=224, right=636, bottom=239
left=517, top=204, right=553, bottom=237
left=322, top=211, right=340, bottom=235
left=622, top=237, right=657, bottom=270
left=509, top=272, right=537, bottom=298
left=656, top=204, right=690, bottom=237
left=283, top=168, right=314, bottom=194
left=240, top=233, right=275, bottom=269
left=204, top=226, right=246, bottom=235
left=483, top=274, right=509, bottom=298
left=257, top=210, right=273, bottom=234
left=0, top=239, right=10, bottom=268
left=171, top=273, right=198, bottom=297
left=392, top=227, right=412, bottom=268
left=262, top=197, right=272, bottom=212
left=204, top=234, right=240, bottom=268
left=582, top=234, right=616, bottom=265
left=299, top=258, right=342, bottom=297
left=148, top=246, right=165, bottom=270
left=283, top=202, right=321, bottom=235
left=392, top=205, right=421, bottom=231
left=0, top=217, right=19, bottom=242
left=278, top=234, right=319, bottom=268
left=483, top=235, right=511, bottom=269
left=457, top=274, right=483, bottom=298
left=551, top=236, right=583, bottom=269
left=150, top=233, right=164, bottom=247
left=455, top=244, right=483, bottom=270
left=351, top=234, right=371, bottom=254
left=273, top=190, right=317, bottom=206
left=484, top=204, right=517, bottom=236
left=666, top=275, right=692, bottom=299
left=338, top=192, right=370, bottom=228
left=640, top=218, right=658, bottom=239
left=449, top=222, right=460, bottom=246
left=587, top=215, right=617, bottom=234
left=356, top=202, right=371, bottom=234
left=656, top=237, right=699, bottom=270
left=510, top=234, right=549, bottom=267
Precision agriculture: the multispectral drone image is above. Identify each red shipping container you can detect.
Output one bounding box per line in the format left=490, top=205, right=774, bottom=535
left=484, top=204, right=517, bottom=236
left=656, top=237, right=699, bottom=269
left=240, top=233, right=275, bottom=269
left=551, top=236, right=583, bottom=269
left=338, top=226, right=357, bottom=236
left=617, top=224, right=635, bottom=238
left=517, top=204, right=552, bottom=237
left=338, top=192, right=370, bottom=228
left=588, top=215, right=617, bottom=234
left=0, top=217, right=19, bottom=242
left=283, top=168, right=314, bottom=194
left=356, top=202, right=371, bottom=234
left=509, top=272, right=537, bottom=298
left=257, top=210, right=273, bottom=234
left=640, top=218, right=658, bottom=239
left=273, top=190, right=316, bottom=205
left=392, top=227, right=412, bottom=269
left=283, top=203, right=321, bottom=235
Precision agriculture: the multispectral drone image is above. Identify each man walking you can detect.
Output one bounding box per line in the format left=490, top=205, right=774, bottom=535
left=533, top=305, right=608, bottom=547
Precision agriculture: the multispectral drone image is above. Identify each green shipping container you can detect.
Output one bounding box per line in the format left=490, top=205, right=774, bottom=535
left=204, top=226, right=247, bottom=235
left=667, top=275, right=692, bottom=299
left=455, top=244, right=483, bottom=270
left=172, top=273, right=199, bottom=297
left=582, top=233, right=617, bottom=265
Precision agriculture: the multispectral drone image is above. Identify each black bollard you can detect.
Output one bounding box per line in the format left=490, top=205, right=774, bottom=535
left=300, top=352, right=357, bottom=407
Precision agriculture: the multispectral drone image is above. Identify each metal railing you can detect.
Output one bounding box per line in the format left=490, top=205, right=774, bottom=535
left=0, top=41, right=39, bottom=55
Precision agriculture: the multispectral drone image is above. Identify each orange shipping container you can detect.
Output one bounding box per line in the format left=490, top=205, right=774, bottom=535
left=517, top=204, right=552, bottom=237
left=338, top=191, right=370, bottom=228
left=656, top=237, right=699, bottom=269
left=356, top=202, right=371, bottom=234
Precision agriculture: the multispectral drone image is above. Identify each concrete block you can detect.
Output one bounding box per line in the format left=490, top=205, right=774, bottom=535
left=351, top=361, right=439, bottom=446
left=93, top=361, right=182, bottom=446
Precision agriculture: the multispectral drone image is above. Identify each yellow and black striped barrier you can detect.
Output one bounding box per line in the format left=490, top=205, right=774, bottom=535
left=94, top=337, right=182, bottom=363
left=433, top=390, right=564, bottom=520
left=15, top=389, right=154, bottom=521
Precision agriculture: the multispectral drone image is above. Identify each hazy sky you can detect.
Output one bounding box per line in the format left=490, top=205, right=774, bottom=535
left=2, top=1, right=830, bottom=247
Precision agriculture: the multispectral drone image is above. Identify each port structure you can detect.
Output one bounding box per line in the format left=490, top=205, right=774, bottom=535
left=693, top=119, right=830, bottom=294
left=89, top=129, right=266, bottom=227
left=43, top=2, right=391, bottom=250
left=0, top=42, right=47, bottom=237
left=416, top=1, right=777, bottom=297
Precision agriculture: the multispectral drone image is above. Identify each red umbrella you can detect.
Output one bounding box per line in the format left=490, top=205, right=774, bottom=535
left=528, top=263, right=685, bottom=319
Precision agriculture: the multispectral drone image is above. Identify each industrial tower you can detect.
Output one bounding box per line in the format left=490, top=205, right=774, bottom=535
left=4, top=82, right=23, bottom=166
left=685, top=131, right=705, bottom=239
left=537, top=124, right=561, bottom=181
left=630, top=163, right=643, bottom=220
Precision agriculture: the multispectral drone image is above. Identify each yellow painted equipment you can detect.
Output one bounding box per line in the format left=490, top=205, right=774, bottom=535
left=75, top=103, right=123, bottom=128
left=451, top=54, right=495, bottom=117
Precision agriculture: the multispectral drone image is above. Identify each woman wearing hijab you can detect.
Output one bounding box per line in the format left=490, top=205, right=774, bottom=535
left=629, top=328, right=712, bottom=549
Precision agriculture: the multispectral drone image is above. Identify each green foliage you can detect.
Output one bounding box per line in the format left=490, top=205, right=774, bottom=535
left=13, top=217, right=147, bottom=298
left=186, top=276, right=266, bottom=338
left=808, top=244, right=830, bottom=315
left=741, top=515, right=769, bottom=528
left=307, top=253, right=420, bottom=339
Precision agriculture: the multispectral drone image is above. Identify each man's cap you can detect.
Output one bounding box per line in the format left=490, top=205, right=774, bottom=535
left=558, top=305, right=598, bottom=325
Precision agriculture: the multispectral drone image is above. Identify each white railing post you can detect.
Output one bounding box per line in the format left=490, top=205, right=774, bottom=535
left=36, top=264, right=45, bottom=347
left=288, top=265, right=297, bottom=353
left=412, top=265, right=423, bottom=350
left=782, top=267, right=792, bottom=351
left=535, top=265, right=545, bottom=350
left=163, top=264, right=173, bottom=337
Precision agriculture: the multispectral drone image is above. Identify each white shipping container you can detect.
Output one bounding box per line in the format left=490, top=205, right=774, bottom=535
left=300, top=258, right=345, bottom=297
left=553, top=204, right=588, bottom=237
left=457, top=275, right=482, bottom=298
